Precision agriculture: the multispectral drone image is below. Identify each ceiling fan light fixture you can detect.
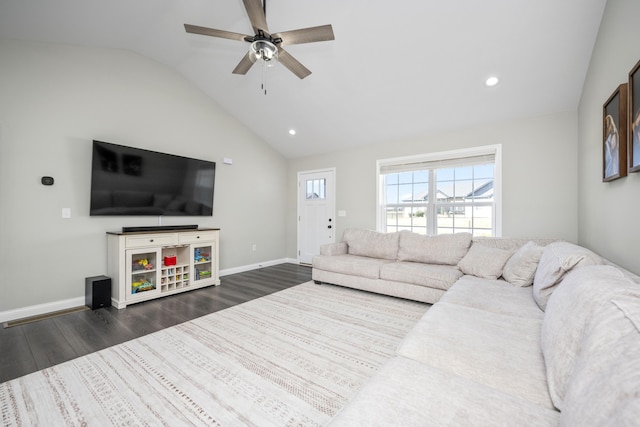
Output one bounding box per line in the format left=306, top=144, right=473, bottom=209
left=249, top=40, right=278, bottom=66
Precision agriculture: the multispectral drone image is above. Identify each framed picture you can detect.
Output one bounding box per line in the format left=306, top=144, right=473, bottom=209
left=629, top=59, right=640, bottom=173
left=603, top=83, right=628, bottom=182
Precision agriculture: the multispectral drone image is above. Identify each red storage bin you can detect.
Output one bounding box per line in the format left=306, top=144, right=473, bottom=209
left=164, top=256, right=177, bottom=266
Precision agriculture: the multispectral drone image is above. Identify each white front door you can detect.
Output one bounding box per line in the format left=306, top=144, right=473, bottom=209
left=297, top=168, right=336, bottom=264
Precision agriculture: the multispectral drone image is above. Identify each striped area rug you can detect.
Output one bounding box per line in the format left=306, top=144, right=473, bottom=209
left=0, top=282, right=428, bottom=426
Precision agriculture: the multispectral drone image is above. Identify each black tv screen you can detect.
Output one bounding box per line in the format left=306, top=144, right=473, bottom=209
left=90, top=140, right=215, bottom=216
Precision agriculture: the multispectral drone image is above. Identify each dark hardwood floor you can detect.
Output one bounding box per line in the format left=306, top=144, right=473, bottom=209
left=0, top=263, right=311, bottom=383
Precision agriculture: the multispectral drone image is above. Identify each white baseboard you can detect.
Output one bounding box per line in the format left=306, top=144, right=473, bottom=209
left=219, top=258, right=299, bottom=276
left=0, top=297, right=86, bottom=324
left=1, top=258, right=304, bottom=323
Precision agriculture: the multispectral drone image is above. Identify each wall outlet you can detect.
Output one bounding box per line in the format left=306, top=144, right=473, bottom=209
left=252, top=244, right=257, bottom=251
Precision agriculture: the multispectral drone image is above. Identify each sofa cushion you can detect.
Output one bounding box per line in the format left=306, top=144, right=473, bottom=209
left=379, top=262, right=463, bottom=291
left=319, top=242, right=347, bottom=256
left=472, top=236, right=556, bottom=251
left=328, top=356, right=560, bottom=427
left=457, top=243, right=513, bottom=280
left=440, top=275, right=543, bottom=319
left=397, top=302, right=552, bottom=408
left=502, top=241, right=544, bottom=287
left=312, top=268, right=447, bottom=304
left=342, top=228, right=399, bottom=260
left=560, top=296, right=640, bottom=425
left=312, top=254, right=393, bottom=279
left=397, top=231, right=472, bottom=266
left=541, top=265, right=639, bottom=410
left=533, top=241, right=603, bottom=310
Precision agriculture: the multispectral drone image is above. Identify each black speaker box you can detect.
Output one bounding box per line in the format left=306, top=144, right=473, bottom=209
left=85, top=275, right=112, bottom=310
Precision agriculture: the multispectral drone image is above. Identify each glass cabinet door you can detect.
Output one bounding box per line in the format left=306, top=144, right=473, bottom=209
left=191, top=243, right=216, bottom=284
left=125, top=247, right=161, bottom=300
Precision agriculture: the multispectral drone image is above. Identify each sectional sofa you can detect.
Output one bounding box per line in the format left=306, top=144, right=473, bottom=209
left=312, top=228, right=557, bottom=303
left=312, top=228, right=640, bottom=425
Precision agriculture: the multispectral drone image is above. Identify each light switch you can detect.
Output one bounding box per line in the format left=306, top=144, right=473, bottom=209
left=338, top=210, right=347, bottom=217
left=62, top=208, right=71, bottom=218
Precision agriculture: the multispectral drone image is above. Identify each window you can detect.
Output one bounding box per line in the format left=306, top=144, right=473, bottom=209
left=306, top=178, right=326, bottom=200
left=377, top=145, right=501, bottom=237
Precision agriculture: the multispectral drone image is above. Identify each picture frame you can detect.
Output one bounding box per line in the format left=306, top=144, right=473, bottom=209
left=629, top=59, right=640, bottom=173
left=603, top=83, right=628, bottom=182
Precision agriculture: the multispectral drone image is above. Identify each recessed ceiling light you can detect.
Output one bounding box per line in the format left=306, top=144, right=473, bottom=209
left=289, top=129, right=296, bottom=135
left=485, top=76, right=499, bottom=87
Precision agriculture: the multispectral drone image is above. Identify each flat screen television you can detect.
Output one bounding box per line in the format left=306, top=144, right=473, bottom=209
left=90, top=140, right=216, bottom=216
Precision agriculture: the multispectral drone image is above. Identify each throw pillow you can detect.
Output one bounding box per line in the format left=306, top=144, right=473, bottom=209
left=501, top=241, right=544, bottom=287
left=532, top=241, right=603, bottom=310
left=342, top=228, right=400, bottom=260
left=457, top=243, right=513, bottom=280
left=397, top=231, right=472, bottom=266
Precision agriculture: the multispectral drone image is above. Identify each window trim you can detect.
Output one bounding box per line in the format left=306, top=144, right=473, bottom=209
left=376, top=144, right=502, bottom=236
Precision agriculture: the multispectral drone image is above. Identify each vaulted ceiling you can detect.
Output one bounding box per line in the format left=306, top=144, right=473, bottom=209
left=0, top=0, right=607, bottom=158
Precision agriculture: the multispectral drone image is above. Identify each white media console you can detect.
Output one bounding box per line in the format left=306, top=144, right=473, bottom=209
left=107, top=228, right=220, bottom=308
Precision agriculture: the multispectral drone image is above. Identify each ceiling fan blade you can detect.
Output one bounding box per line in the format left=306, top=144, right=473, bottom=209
left=277, top=47, right=311, bottom=79
left=242, top=0, right=269, bottom=34
left=273, top=24, right=335, bottom=45
left=232, top=52, right=255, bottom=75
left=184, top=24, right=250, bottom=42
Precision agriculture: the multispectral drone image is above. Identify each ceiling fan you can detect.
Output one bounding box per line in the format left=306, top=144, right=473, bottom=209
left=184, top=0, right=335, bottom=80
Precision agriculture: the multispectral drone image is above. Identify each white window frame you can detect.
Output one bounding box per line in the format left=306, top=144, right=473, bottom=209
left=376, top=144, right=502, bottom=236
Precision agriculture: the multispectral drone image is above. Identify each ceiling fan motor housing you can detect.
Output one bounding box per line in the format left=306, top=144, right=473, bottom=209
left=244, top=29, right=282, bottom=45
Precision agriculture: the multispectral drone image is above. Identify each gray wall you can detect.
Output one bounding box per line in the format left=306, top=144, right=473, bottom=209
left=5, top=0, right=638, bottom=315
left=0, top=40, right=288, bottom=312
left=578, top=0, right=640, bottom=275
left=287, top=111, right=579, bottom=257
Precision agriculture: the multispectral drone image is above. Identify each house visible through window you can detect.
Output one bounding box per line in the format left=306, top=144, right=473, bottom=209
left=377, top=145, right=501, bottom=237
left=306, top=178, right=326, bottom=200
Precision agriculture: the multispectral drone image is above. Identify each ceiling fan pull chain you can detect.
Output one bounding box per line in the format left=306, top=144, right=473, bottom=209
left=262, top=58, right=268, bottom=95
